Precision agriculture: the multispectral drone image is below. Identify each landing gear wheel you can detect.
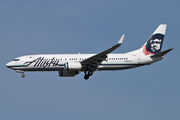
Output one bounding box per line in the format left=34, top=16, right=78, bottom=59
left=84, top=75, right=89, bottom=80
left=22, top=74, right=25, bottom=78
left=88, top=71, right=93, bottom=76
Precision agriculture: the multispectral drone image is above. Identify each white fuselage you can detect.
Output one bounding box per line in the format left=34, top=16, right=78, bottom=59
left=6, top=53, right=161, bottom=72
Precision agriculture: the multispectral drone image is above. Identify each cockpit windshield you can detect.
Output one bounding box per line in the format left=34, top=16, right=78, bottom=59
left=13, top=59, right=20, bottom=61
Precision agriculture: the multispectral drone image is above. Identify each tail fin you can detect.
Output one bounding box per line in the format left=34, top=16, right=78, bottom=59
left=142, top=24, right=167, bottom=55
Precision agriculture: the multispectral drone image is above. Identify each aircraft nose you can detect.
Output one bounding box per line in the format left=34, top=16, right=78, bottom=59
left=6, top=62, right=12, bottom=68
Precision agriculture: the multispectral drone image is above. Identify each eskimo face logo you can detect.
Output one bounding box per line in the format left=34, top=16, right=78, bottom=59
left=150, top=39, right=162, bottom=52
left=143, top=34, right=164, bottom=55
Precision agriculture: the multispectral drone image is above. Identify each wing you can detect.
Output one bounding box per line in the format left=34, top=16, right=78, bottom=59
left=81, top=34, right=125, bottom=70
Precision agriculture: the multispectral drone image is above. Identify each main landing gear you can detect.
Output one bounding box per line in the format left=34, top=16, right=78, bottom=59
left=84, top=70, right=93, bottom=80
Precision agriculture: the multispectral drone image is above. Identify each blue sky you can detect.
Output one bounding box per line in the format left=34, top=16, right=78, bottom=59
left=0, top=0, right=179, bottom=120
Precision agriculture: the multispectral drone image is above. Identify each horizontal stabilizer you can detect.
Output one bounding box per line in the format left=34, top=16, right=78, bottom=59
left=151, top=48, right=173, bottom=58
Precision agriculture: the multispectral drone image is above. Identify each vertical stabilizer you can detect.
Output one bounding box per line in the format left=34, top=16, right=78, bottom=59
left=142, top=24, right=167, bottom=55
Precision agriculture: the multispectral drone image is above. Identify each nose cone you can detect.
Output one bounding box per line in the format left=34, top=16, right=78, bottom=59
left=6, top=61, right=13, bottom=68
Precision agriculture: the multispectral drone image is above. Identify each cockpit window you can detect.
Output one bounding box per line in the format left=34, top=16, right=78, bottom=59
left=13, top=59, right=20, bottom=61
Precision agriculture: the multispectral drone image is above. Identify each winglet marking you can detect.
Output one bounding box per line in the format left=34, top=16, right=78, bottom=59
left=117, top=34, right=125, bottom=44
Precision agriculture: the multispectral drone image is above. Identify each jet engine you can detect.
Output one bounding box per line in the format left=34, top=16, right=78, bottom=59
left=58, top=71, right=79, bottom=77
left=64, top=62, right=82, bottom=70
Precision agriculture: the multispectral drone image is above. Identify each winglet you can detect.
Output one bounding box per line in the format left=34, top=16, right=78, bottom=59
left=117, top=34, right=125, bottom=44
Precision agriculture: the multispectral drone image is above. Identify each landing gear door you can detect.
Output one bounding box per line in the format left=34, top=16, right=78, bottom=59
left=137, top=55, right=141, bottom=63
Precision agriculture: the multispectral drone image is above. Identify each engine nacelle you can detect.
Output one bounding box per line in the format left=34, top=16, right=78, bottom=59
left=58, top=71, right=79, bottom=77
left=64, top=62, right=82, bottom=70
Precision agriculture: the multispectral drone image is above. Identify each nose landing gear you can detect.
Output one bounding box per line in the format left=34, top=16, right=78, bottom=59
left=16, top=70, right=25, bottom=78
left=22, top=73, right=25, bottom=78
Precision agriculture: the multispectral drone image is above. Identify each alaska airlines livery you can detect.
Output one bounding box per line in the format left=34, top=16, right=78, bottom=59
left=6, top=24, right=173, bottom=80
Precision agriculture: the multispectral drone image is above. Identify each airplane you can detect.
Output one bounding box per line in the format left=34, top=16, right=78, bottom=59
left=6, top=24, right=173, bottom=80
